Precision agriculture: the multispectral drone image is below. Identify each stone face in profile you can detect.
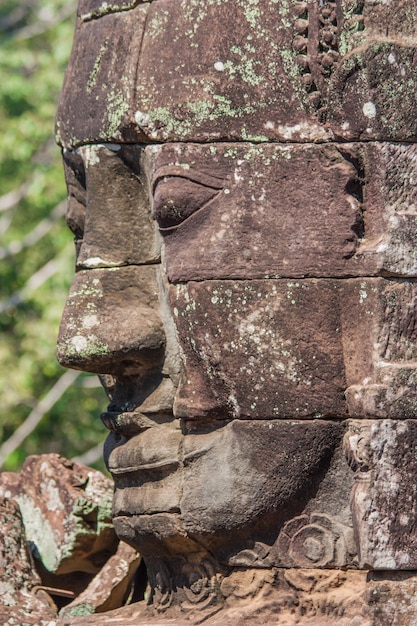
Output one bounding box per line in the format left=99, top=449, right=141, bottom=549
left=55, top=1, right=417, bottom=623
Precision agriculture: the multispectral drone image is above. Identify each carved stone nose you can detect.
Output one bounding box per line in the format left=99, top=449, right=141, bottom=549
left=56, top=265, right=165, bottom=376
left=74, top=144, right=160, bottom=271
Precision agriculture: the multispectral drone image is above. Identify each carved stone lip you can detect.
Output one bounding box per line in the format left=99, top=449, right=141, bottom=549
left=101, top=407, right=179, bottom=436
left=109, top=459, right=179, bottom=475
left=101, top=410, right=156, bottom=436
left=104, top=428, right=182, bottom=475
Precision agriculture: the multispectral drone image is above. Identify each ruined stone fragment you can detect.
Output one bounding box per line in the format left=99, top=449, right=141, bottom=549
left=0, top=454, right=117, bottom=576
left=0, top=498, right=58, bottom=625
left=60, top=541, right=141, bottom=618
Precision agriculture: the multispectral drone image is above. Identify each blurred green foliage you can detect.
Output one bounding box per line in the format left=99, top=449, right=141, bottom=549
left=0, top=0, right=108, bottom=471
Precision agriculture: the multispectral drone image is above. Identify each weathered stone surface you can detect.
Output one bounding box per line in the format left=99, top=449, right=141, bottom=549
left=170, top=278, right=417, bottom=421
left=106, top=423, right=183, bottom=518
left=58, top=569, right=417, bottom=625
left=366, top=571, right=417, bottom=626
left=342, top=280, right=417, bottom=419
left=108, top=420, right=352, bottom=569
left=56, top=5, right=149, bottom=148
left=0, top=454, right=116, bottom=576
left=60, top=541, right=141, bottom=618
left=52, top=0, right=417, bottom=622
left=64, top=144, right=159, bottom=269
left=77, top=0, right=144, bottom=22
left=59, top=568, right=370, bottom=625
left=150, top=142, right=366, bottom=281
left=56, top=0, right=417, bottom=147
left=345, top=420, right=417, bottom=570
left=135, top=0, right=417, bottom=144
left=171, top=279, right=347, bottom=420
left=328, top=42, right=417, bottom=141
left=150, top=142, right=417, bottom=281
left=0, top=498, right=58, bottom=625
left=181, top=420, right=351, bottom=567
left=57, top=266, right=165, bottom=375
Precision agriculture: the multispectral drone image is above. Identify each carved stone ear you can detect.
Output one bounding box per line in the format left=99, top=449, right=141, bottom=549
left=75, top=144, right=159, bottom=270
left=346, top=420, right=417, bottom=570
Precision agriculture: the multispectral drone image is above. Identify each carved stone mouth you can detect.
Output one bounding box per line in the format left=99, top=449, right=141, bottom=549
left=104, top=427, right=182, bottom=476
left=100, top=410, right=156, bottom=436
left=101, top=405, right=178, bottom=436
left=109, top=459, right=180, bottom=475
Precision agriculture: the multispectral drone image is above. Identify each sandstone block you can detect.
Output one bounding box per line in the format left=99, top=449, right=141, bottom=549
left=150, top=142, right=417, bottom=281
left=57, top=266, right=165, bottom=375
left=0, top=497, right=58, bottom=625
left=56, top=5, right=149, bottom=148
left=0, top=454, right=116, bottom=576
left=63, top=144, right=159, bottom=269
left=170, top=278, right=417, bottom=421
left=345, top=420, right=417, bottom=570
left=171, top=279, right=347, bottom=420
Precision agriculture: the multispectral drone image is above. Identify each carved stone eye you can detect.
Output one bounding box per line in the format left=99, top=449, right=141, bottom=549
left=152, top=171, right=223, bottom=231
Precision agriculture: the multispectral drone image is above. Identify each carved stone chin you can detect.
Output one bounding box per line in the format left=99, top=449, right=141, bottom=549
left=54, top=0, right=417, bottom=623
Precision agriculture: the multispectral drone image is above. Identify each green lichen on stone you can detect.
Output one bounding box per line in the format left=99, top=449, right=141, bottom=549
left=68, top=285, right=103, bottom=299
left=16, top=495, right=59, bottom=572
left=66, top=604, right=96, bottom=617
left=223, top=47, right=263, bottom=87
left=65, top=337, right=111, bottom=360
left=86, top=41, right=108, bottom=94
left=241, top=128, right=269, bottom=142
left=339, top=2, right=365, bottom=57
left=106, top=89, right=129, bottom=138
left=136, top=0, right=309, bottom=140
left=146, top=97, right=258, bottom=139
left=242, top=0, right=262, bottom=30
left=81, top=0, right=143, bottom=21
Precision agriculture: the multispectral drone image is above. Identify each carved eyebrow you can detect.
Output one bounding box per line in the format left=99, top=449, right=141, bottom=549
left=151, top=166, right=224, bottom=194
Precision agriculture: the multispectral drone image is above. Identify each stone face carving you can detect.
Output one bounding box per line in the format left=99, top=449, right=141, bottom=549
left=53, top=0, right=417, bottom=623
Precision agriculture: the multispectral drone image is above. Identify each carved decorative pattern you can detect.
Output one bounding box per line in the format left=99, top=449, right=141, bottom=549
left=145, top=557, right=225, bottom=613
left=276, top=513, right=355, bottom=567
left=220, top=568, right=275, bottom=601
left=146, top=558, right=174, bottom=610
left=380, top=143, right=417, bottom=214
left=180, top=560, right=222, bottom=610
left=293, top=0, right=365, bottom=117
